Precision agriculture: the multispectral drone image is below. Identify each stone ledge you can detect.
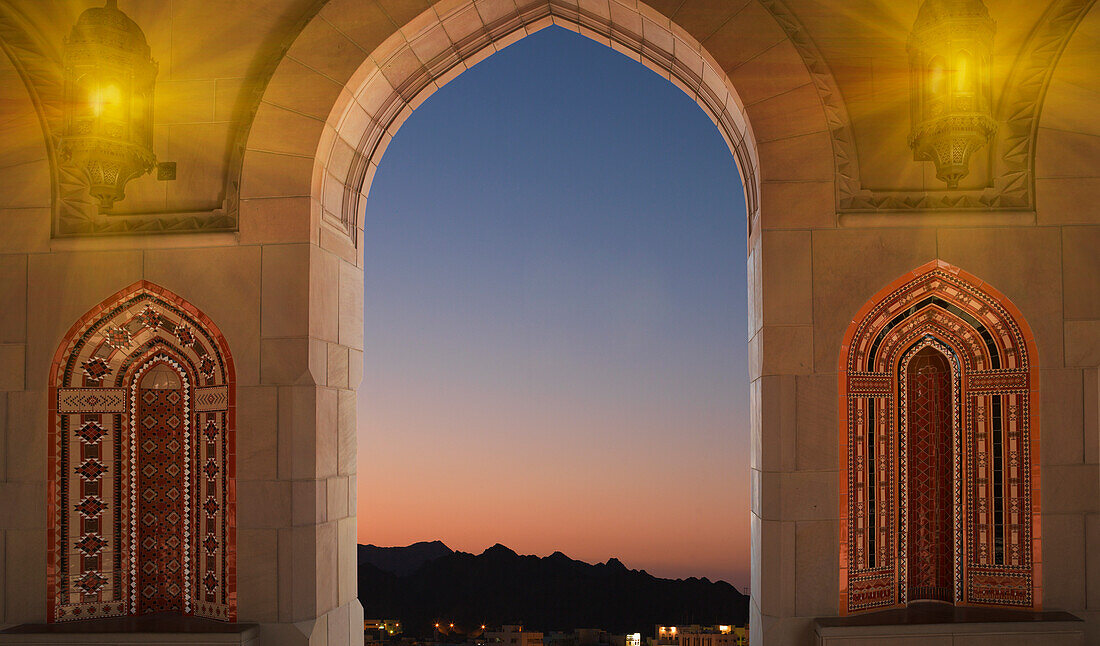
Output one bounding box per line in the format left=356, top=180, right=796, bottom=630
left=0, top=612, right=259, bottom=645
left=815, top=602, right=1084, bottom=645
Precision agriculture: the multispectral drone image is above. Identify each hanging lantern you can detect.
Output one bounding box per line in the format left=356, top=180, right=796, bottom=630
left=907, top=0, right=996, bottom=188
left=58, top=0, right=157, bottom=210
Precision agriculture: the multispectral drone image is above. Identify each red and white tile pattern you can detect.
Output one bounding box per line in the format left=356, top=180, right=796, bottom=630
left=839, top=260, right=1041, bottom=614
left=47, top=281, right=236, bottom=623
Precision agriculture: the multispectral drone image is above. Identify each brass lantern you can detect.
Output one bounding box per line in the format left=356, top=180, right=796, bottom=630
left=907, top=0, right=996, bottom=188
left=58, top=0, right=157, bottom=210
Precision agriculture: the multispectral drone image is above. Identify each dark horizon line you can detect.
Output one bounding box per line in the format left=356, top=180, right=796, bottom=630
left=360, top=540, right=745, bottom=589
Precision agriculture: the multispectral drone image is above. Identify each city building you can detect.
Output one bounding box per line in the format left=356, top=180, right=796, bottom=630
left=365, top=620, right=404, bottom=637
left=543, top=631, right=576, bottom=646
left=654, top=626, right=746, bottom=646
left=548, top=627, right=639, bottom=646
left=486, top=625, right=544, bottom=646
left=608, top=633, right=641, bottom=646
left=653, top=625, right=677, bottom=646
left=0, top=0, right=1096, bottom=644
left=572, top=629, right=606, bottom=646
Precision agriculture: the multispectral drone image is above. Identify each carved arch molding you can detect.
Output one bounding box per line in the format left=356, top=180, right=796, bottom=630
left=839, top=260, right=1041, bottom=614
left=0, top=0, right=1092, bottom=238
left=48, top=281, right=236, bottom=622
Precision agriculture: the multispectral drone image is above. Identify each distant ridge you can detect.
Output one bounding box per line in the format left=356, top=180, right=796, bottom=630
left=358, top=542, right=747, bottom=635
left=358, top=540, right=454, bottom=577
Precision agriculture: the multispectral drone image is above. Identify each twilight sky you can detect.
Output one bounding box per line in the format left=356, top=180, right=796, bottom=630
left=356, top=26, right=750, bottom=588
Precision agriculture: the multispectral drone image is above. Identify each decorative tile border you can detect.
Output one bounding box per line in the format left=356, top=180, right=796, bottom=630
left=57, top=388, right=127, bottom=413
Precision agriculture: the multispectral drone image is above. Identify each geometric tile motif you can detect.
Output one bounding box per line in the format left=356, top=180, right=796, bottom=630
left=75, top=571, right=108, bottom=595
left=58, top=389, right=127, bottom=414
left=75, top=458, right=108, bottom=481
left=968, top=570, right=1032, bottom=605
left=81, top=357, right=111, bottom=381
left=135, top=386, right=186, bottom=615
left=138, top=306, right=161, bottom=331
left=105, top=326, right=132, bottom=350
left=198, top=355, right=216, bottom=379
left=75, top=533, right=108, bottom=557
left=194, top=386, right=229, bottom=412
left=75, top=420, right=109, bottom=444
left=202, top=419, right=219, bottom=442
left=174, top=325, right=195, bottom=348
left=75, top=496, right=107, bottom=518
left=967, top=370, right=1029, bottom=393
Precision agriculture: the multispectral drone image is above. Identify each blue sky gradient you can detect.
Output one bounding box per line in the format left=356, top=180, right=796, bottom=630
left=357, top=25, right=750, bottom=587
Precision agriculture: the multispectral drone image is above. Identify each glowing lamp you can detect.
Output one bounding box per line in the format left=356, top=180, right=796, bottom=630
left=59, top=0, right=157, bottom=209
left=907, top=0, right=996, bottom=188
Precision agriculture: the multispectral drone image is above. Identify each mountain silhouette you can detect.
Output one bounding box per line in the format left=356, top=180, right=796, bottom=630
left=358, top=542, right=748, bottom=636
left=358, top=540, right=455, bottom=577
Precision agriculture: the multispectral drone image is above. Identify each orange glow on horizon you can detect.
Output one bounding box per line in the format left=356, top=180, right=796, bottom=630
left=355, top=389, right=751, bottom=587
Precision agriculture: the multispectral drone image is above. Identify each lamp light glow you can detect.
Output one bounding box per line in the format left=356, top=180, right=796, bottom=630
left=907, top=0, right=997, bottom=188
left=58, top=0, right=158, bottom=210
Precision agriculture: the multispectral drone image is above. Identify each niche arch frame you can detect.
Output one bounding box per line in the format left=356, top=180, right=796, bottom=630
left=838, top=259, right=1042, bottom=615
left=47, top=280, right=237, bottom=623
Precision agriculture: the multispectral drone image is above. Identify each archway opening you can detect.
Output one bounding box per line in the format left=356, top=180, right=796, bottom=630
left=355, top=24, right=751, bottom=634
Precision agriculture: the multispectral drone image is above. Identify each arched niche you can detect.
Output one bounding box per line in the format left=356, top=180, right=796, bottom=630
left=47, top=281, right=236, bottom=622
left=838, top=260, right=1041, bottom=614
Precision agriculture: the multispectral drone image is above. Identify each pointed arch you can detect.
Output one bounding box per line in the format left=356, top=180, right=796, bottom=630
left=838, top=260, right=1041, bottom=614
left=310, top=0, right=761, bottom=243
left=236, top=0, right=828, bottom=249
left=47, top=281, right=236, bottom=622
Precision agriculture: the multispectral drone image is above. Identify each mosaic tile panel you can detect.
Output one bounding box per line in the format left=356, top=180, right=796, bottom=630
left=839, top=261, right=1040, bottom=614
left=47, top=281, right=236, bottom=623
left=135, top=384, right=187, bottom=614
left=904, top=348, right=954, bottom=603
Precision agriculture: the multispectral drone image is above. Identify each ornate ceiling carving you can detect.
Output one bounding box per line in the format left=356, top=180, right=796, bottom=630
left=831, top=0, right=1095, bottom=214
left=0, top=1, right=236, bottom=237
left=0, top=0, right=1093, bottom=237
